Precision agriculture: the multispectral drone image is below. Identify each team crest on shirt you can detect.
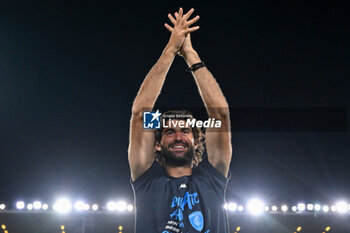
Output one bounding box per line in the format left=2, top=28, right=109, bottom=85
left=188, top=211, right=204, bottom=231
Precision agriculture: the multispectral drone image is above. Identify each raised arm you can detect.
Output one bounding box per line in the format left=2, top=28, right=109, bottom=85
left=183, top=45, right=232, bottom=177
left=129, top=8, right=200, bottom=181
left=165, top=14, right=231, bottom=177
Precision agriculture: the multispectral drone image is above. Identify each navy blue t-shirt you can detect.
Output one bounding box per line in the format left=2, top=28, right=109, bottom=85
left=131, top=156, right=230, bottom=233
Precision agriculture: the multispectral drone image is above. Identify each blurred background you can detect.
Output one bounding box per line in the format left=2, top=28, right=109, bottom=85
left=0, top=0, right=349, bottom=232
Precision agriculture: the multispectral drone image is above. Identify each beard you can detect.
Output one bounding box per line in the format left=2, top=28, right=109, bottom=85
left=160, top=144, right=195, bottom=167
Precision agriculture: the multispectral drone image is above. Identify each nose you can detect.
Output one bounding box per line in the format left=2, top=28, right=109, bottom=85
left=174, top=131, right=183, bottom=140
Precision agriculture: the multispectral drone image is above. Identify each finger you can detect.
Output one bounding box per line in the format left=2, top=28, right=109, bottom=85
left=164, top=23, right=173, bottom=32
left=168, top=13, right=176, bottom=25
left=186, top=15, right=200, bottom=26
left=179, top=7, right=183, bottom=18
left=174, top=12, right=178, bottom=19
left=183, top=8, right=194, bottom=21
left=187, top=26, right=200, bottom=33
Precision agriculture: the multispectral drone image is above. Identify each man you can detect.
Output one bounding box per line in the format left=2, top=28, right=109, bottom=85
left=128, top=7, right=232, bottom=233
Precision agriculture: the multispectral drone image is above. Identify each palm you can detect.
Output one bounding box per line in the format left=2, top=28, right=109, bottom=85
left=179, top=34, right=192, bottom=56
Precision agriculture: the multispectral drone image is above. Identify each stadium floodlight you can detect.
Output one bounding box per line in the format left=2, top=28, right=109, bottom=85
left=53, top=198, right=72, bottom=214
left=0, top=204, right=5, bottom=210
left=228, top=202, right=237, bottom=211
left=281, top=205, right=288, bottom=212
left=291, top=206, right=297, bottom=212
left=84, top=204, right=90, bottom=211
left=238, top=205, right=244, bottom=212
left=27, top=203, right=33, bottom=210
left=247, top=198, right=264, bottom=215
left=307, top=203, right=314, bottom=211
left=330, top=205, right=337, bottom=212
left=127, top=204, right=134, bottom=211
left=107, top=201, right=117, bottom=211
left=271, top=205, right=278, bottom=212
left=74, top=201, right=85, bottom=211
left=297, top=203, right=305, bottom=211
left=33, top=201, right=42, bottom=210
left=264, top=206, right=269, bottom=212
left=92, top=204, right=99, bottom=211
left=116, top=201, right=127, bottom=212
left=42, top=204, right=48, bottom=210
left=314, top=204, right=321, bottom=211
left=336, top=201, right=348, bottom=213
left=322, top=205, right=329, bottom=212
left=16, top=201, right=25, bottom=210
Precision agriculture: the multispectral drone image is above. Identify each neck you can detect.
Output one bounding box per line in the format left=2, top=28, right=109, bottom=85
left=164, top=163, right=193, bottom=178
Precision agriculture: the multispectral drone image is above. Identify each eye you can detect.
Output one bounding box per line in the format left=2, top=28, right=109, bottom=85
left=182, top=129, right=190, bottom=135
left=165, top=130, right=174, bottom=135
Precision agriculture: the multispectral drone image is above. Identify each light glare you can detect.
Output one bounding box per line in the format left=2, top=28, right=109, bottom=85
left=27, top=203, right=33, bottom=210
left=307, top=203, right=314, bottom=211
left=74, top=201, right=85, bottom=211
left=331, top=205, right=337, bottom=212
left=247, top=198, right=264, bottom=215
left=33, top=201, right=42, bottom=210
left=42, top=204, right=48, bottom=210
left=92, top=204, right=99, bottom=211
left=297, top=203, right=305, bottom=211
left=228, top=202, right=237, bottom=211
left=281, top=205, right=288, bottom=212
left=336, top=201, right=348, bottom=213
left=53, top=198, right=72, bottom=213
left=323, top=205, right=329, bottom=212
left=116, top=201, right=127, bottom=212
left=107, top=201, right=117, bottom=211
left=127, top=204, right=134, bottom=211
left=314, top=204, right=321, bottom=211
left=16, top=201, right=25, bottom=210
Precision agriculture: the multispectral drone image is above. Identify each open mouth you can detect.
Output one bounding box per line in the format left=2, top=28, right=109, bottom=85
left=169, top=143, right=188, bottom=152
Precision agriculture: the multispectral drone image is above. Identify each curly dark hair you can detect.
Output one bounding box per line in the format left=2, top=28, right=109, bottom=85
left=154, top=110, right=205, bottom=167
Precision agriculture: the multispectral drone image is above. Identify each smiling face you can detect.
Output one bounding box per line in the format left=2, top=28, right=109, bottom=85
left=155, top=119, right=198, bottom=167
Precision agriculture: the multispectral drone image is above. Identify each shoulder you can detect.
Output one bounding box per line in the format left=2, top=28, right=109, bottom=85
left=131, top=160, right=165, bottom=189
left=194, top=156, right=230, bottom=183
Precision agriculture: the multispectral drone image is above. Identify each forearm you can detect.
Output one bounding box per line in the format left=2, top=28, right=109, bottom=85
left=184, top=49, right=229, bottom=117
left=132, top=45, right=176, bottom=114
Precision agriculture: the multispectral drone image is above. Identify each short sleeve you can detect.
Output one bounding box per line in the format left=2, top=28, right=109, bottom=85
left=194, top=156, right=231, bottom=192
left=131, top=161, right=163, bottom=190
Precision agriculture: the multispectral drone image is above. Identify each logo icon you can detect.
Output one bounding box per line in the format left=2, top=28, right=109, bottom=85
left=143, top=110, right=161, bottom=129
left=189, top=211, right=204, bottom=232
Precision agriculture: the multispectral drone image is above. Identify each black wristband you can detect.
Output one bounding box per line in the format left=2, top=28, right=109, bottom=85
left=186, top=61, right=205, bottom=72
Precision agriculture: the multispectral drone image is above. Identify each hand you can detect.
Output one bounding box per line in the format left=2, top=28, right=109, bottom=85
left=164, top=8, right=200, bottom=54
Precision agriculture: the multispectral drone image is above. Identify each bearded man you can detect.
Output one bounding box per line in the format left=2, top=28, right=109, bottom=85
left=128, top=7, right=232, bottom=233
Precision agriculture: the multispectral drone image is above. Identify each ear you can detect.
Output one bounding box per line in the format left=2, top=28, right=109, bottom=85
left=155, top=142, right=162, bottom=152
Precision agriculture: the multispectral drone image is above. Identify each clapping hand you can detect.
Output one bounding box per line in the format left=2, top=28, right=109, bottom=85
left=165, top=8, right=200, bottom=56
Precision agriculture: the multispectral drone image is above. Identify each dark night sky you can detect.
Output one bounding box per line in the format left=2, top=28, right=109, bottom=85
left=0, top=0, right=349, bottom=207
